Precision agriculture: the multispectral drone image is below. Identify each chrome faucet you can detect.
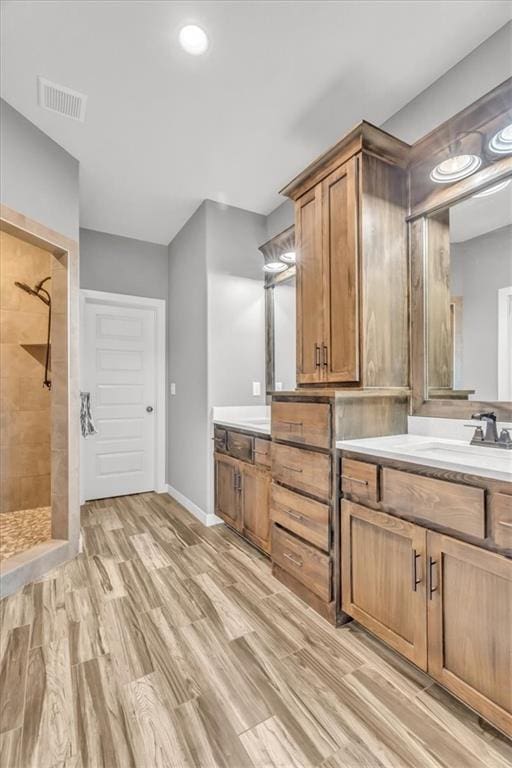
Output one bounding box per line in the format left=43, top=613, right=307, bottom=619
left=467, top=412, right=512, bottom=449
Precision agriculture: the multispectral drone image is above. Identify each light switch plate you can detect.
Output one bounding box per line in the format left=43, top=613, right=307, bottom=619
left=170, top=382, right=176, bottom=395
left=275, top=381, right=283, bottom=391
left=252, top=381, right=261, bottom=396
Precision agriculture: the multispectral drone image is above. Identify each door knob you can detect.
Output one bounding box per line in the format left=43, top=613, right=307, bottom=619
left=146, top=406, right=154, bottom=413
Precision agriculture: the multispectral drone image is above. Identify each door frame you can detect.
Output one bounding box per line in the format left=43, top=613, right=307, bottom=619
left=80, top=289, right=166, bottom=503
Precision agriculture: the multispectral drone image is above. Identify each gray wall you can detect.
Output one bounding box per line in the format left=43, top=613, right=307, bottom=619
left=0, top=99, right=79, bottom=241
left=206, top=200, right=267, bottom=408
left=80, top=228, right=168, bottom=300
left=266, top=200, right=294, bottom=239
left=451, top=225, right=512, bottom=401
left=383, top=21, right=512, bottom=143
left=167, top=203, right=209, bottom=512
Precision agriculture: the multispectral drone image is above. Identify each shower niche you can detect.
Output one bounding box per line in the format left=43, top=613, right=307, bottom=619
left=0, top=208, right=79, bottom=595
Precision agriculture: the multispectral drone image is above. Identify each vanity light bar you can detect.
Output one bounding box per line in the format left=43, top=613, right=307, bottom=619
left=489, top=123, right=512, bottom=155
left=430, top=154, right=481, bottom=184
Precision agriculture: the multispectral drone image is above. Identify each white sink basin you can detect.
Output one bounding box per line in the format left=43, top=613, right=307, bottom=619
left=406, top=441, right=512, bottom=472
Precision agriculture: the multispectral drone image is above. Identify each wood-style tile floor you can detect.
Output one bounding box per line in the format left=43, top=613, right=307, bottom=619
left=0, top=492, right=511, bottom=768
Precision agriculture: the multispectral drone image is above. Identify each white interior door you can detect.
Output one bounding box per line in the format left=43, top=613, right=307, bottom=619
left=83, top=298, right=157, bottom=500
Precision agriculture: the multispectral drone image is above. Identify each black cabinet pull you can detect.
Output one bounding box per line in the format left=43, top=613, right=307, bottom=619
left=314, top=343, right=321, bottom=368
left=428, top=556, right=438, bottom=599
left=322, top=344, right=328, bottom=368
left=411, top=549, right=421, bottom=591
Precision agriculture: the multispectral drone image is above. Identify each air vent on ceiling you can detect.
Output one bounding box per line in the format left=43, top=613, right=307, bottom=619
left=37, top=76, right=87, bottom=122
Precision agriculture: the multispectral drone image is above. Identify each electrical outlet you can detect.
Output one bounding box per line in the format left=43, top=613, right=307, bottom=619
left=170, top=382, right=176, bottom=395
left=252, top=381, right=261, bottom=396
left=275, top=381, right=283, bottom=391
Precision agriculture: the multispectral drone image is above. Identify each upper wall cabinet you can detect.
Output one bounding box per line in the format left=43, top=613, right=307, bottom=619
left=282, top=122, right=410, bottom=388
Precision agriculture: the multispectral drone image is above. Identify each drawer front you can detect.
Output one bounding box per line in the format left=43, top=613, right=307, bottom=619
left=272, top=443, right=331, bottom=501
left=272, top=401, right=331, bottom=449
left=492, top=493, right=512, bottom=550
left=254, top=438, right=271, bottom=469
left=271, top=483, right=329, bottom=551
left=272, top=525, right=331, bottom=601
left=341, top=458, right=379, bottom=503
left=213, top=426, right=227, bottom=453
left=227, top=431, right=254, bottom=463
left=381, top=468, right=485, bottom=540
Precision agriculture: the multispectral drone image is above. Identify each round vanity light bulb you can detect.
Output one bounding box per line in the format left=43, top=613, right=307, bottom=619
left=179, top=25, right=209, bottom=55
left=263, top=261, right=287, bottom=273
left=489, top=123, right=512, bottom=155
left=430, top=154, right=481, bottom=184
left=473, top=179, right=511, bottom=198
left=280, top=251, right=296, bottom=264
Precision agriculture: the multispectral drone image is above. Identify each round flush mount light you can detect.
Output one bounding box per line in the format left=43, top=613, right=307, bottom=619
left=489, top=123, right=512, bottom=154
left=473, top=179, right=511, bottom=198
left=280, top=251, right=296, bottom=264
left=430, top=154, right=482, bottom=184
left=179, top=24, right=209, bottom=55
left=263, top=261, right=288, bottom=274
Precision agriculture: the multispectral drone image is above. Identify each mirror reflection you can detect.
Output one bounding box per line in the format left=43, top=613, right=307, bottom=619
left=273, top=276, right=296, bottom=391
left=427, top=177, right=512, bottom=401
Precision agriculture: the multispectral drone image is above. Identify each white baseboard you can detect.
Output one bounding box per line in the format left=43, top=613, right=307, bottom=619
left=165, top=484, right=222, bottom=527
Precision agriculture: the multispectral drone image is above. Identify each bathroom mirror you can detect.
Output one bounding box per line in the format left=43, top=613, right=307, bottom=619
left=259, top=226, right=296, bottom=394
left=425, top=178, right=512, bottom=403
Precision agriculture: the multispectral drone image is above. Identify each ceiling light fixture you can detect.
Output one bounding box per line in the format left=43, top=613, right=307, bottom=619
left=430, top=154, right=481, bottom=184
left=263, top=261, right=288, bottom=274
left=473, top=179, right=511, bottom=198
left=489, top=123, right=512, bottom=154
left=178, top=24, right=209, bottom=55
left=280, top=251, right=296, bottom=264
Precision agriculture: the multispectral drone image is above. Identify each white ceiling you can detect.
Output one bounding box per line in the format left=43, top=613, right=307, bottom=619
left=2, top=1, right=512, bottom=245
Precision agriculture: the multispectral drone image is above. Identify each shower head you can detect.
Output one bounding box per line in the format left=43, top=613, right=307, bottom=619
left=14, top=278, right=51, bottom=306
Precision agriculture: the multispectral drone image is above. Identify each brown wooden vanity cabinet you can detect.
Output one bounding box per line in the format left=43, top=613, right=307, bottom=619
left=282, top=123, right=409, bottom=388
left=214, top=427, right=271, bottom=554
left=340, top=455, right=512, bottom=738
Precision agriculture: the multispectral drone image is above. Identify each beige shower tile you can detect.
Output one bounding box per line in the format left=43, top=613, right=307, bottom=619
left=51, top=494, right=68, bottom=539
left=2, top=444, right=51, bottom=478
left=19, top=474, right=51, bottom=509
left=2, top=410, right=51, bottom=448
left=52, top=404, right=68, bottom=450
left=51, top=449, right=68, bottom=498
left=0, top=476, right=20, bottom=513
left=0, top=375, right=51, bottom=411
left=0, top=309, right=49, bottom=345
left=1, top=343, right=46, bottom=379
left=51, top=264, right=68, bottom=314
left=51, top=312, right=67, bottom=363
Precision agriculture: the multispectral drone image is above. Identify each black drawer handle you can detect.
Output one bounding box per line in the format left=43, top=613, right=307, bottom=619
left=411, top=549, right=421, bottom=592
left=283, top=552, right=303, bottom=568
left=287, top=510, right=303, bottom=521
left=428, top=557, right=438, bottom=600
left=341, top=475, right=368, bottom=486
left=281, top=465, right=303, bottom=474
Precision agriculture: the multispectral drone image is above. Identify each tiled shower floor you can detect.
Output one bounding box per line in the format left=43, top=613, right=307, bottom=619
left=0, top=506, right=52, bottom=562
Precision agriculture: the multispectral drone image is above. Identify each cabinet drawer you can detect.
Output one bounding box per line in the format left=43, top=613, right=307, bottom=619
left=341, top=458, right=379, bottom=503
left=381, top=468, right=485, bottom=540
left=271, top=401, right=331, bottom=449
left=227, top=431, right=254, bottom=463
left=272, top=443, right=331, bottom=501
left=254, top=438, right=271, bottom=469
left=213, top=426, right=227, bottom=453
left=491, top=493, right=512, bottom=550
left=272, top=525, right=331, bottom=601
left=271, top=483, right=329, bottom=551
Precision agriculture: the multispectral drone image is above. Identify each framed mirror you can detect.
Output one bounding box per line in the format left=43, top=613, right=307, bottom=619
left=259, top=226, right=296, bottom=394
left=409, top=78, right=512, bottom=420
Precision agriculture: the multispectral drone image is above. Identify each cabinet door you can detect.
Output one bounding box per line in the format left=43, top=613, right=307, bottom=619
left=296, top=186, right=324, bottom=384
left=241, top=464, right=271, bottom=554
left=341, top=500, right=427, bottom=669
left=322, top=157, right=359, bottom=383
left=215, top=455, right=242, bottom=532
left=427, top=531, right=512, bottom=737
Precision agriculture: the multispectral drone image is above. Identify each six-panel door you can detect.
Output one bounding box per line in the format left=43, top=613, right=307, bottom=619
left=341, top=500, right=428, bottom=669
left=427, top=531, right=512, bottom=737
left=214, top=454, right=242, bottom=532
